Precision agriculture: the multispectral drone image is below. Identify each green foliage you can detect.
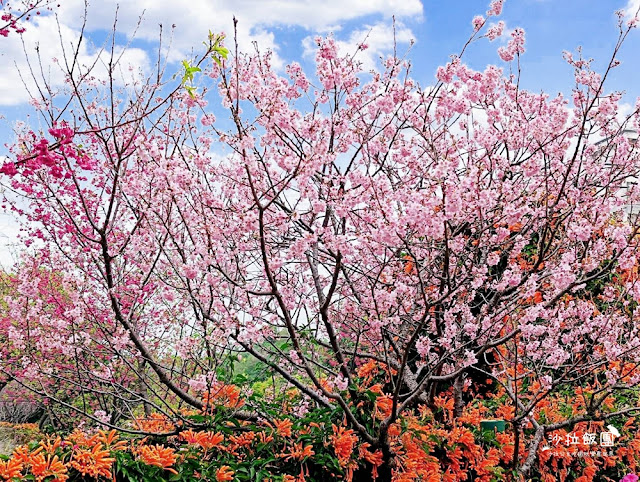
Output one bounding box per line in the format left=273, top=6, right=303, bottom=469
left=181, top=32, right=228, bottom=98
left=207, top=31, right=229, bottom=66
left=180, top=61, right=201, bottom=98
left=112, top=404, right=346, bottom=482
left=115, top=452, right=174, bottom=482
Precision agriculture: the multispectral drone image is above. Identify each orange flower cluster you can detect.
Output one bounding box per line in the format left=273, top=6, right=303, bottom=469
left=0, top=427, right=183, bottom=481
left=0, top=459, right=22, bottom=480
left=69, top=444, right=114, bottom=479
left=179, top=429, right=225, bottom=450
left=6, top=443, right=68, bottom=482
left=136, top=445, right=178, bottom=475
left=357, top=351, right=640, bottom=481
left=277, top=442, right=315, bottom=462
left=273, top=418, right=293, bottom=437
left=0, top=422, right=38, bottom=431
left=358, top=443, right=384, bottom=480
left=2, top=359, right=640, bottom=482
left=227, top=431, right=257, bottom=458
left=202, top=383, right=245, bottom=411
left=330, top=424, right=358, bottom=468
left=28, top=453, right=67, bottom=482
left=215, top=465, right=235, bottom=481
left=134, top=413, right=176, bottom=433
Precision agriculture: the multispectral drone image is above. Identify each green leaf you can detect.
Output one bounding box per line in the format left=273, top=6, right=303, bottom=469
left=232, top=373, right=248, bottom=384
left=214, top=46, right=229, bottom=59
left=180, top=60, right=202, bottom=97
left=184, top=85, right=196, bottom=98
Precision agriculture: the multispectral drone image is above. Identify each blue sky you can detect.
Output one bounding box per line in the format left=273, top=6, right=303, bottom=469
left=420, top=0, right=640, bottom=100
left=1, top=0, right=639, bottom=109
left=0, top=0, right=639, bottom=267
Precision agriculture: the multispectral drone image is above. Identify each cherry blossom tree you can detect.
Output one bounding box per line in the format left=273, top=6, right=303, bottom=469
left=0, top=0, right=57, bottom=37
left=0, top=257, right=136, bottom=428
left=2, top=1, right=640, bottom=477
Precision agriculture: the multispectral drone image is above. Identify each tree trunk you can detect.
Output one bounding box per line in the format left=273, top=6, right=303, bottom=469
left=136, top=359, right=152, bottom=417
left=376, top=443, right=395, bottom=482
left=352, top=433, right=395, bottom=481
left=454, top=375, right=464, bottom=419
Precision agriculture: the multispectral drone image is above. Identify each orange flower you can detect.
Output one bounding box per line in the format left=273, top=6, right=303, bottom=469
left=195, top=431, right=225, bottom=450
left=179, top=429, right=225, bottom=450
left=29, top=453, right=68, bottom=482
left=179, top=429, right=199, bottom=444
left=70, top=444, right=115, bottom=479
left=257, top=431, right=274, bottom=444
left=215, top=465, right=234, bottom=481
left=403, top=255, right=416, bottom=274
left=448, top=427, right=476, bottom=450
left=375, top=395, right=393, bottom=419
left=225, top=431, right=256, bottom=457
left=368, top=384, right=383, bottom=394
left=388, top=422, right=401, bottom=438
left=509, top=222, right=523, bottom=233
left=495, top=403, right=515, bottom=420
left=399, top=433, right=441, bottom=480
left=40, top=436, right=63, bottom=454
left=228, top=432, right=255, bottom=449
left=203, top=383, right=245, bottom=410
left=137, top=445, right=178, bottom=475
left=277, top=442, right=315, bottom=462
left=432, top=395, right=454, bottom=420
left=357, top=360, right=378, bottom=380
left=0, top=458, right=23, bottom=480
left=66, top=430, right=95, bottom=448
left=330, top=425, right=358, bottom=467
left=273, top=419, right=293, bottom=437
left=135, top=413, right=175, bottom=433
left=96, top=430, right=128, bottom=451
left=318, top=377, right=333, bottom=393
left=359, top=444, right=384, bottom=480
left=9, top=445, right=31, bottom=465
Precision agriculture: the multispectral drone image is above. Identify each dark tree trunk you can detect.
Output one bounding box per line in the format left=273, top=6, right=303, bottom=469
left=351, top=434, right=395, bottom=482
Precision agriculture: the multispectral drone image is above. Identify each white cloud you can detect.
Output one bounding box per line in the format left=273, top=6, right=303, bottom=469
left=54, top=0, right=422, bottom=39
left=0, top=210, right=21, bottom=270
left=626, top=0, right=640, bottom=19
left=0, top=0, right=425, bottom=263
left=0, top=0, right=424, bottom=106
left=0, top=15, right=151, bottom=106
left=227, top=0, right=423, bottom=31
